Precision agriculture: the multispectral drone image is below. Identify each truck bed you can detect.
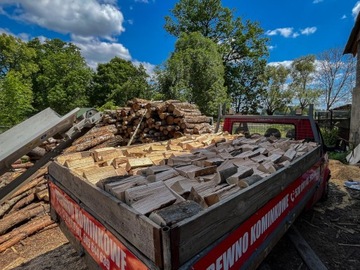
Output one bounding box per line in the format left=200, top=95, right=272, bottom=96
left=48, top=134, right=322, bottom=269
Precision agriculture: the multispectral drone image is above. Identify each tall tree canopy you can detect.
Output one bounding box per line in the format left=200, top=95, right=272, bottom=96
left=28, top=38, right=93, bottom=115
left=0, top=34, right=37, bottom=126
left=90, top=57, right=151, bottom=107
left=315, top=47, right=355, bottom=110
left=164, top=0, right=268, bottom=113
left=290, top=55, right=321, bottom=111
left=260, top=65, right=291, bottom=115
left=157, top=32, right=228, bottom=116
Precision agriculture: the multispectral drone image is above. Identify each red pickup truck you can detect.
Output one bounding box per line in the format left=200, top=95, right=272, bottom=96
left=48, top=113, right=331, bottom=270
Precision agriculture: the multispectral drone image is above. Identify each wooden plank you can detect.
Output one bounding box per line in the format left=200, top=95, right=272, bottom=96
left=48, top=162, right=162, bottom=264
left=287, top=226, right=328, bottom=270
left=173, top=147, right=321, bottom=265
left=125, top=182, right=177, bottom=215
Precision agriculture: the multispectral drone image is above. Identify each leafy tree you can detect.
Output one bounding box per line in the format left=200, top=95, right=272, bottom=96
left=28, top=38, right=93, bottom=114
left=157, top=32, right=228, bottom=116
left=290, top=55, right=321, bottom=110
left=164, top=0, right=268, bottom=113
left=0, top=71, right=33, bottom=126
left=260, top=65, right=291, bottom=115
left=90, top=57, right=151, bottom=107
left=0, top=33, right=37, bottom=126
left=316, top=47, right=355, bottom=110
left=0, top=33, right=38, bottom=79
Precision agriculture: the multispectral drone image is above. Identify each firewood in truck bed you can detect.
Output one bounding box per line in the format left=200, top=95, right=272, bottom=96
left=149, top=200, right=203, bottom=226
left=124, top=181, right=177, bottom=215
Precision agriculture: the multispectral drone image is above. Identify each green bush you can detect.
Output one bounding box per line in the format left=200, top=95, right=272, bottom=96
left=321, top=127, right=339, bottom=147
left=328, top=151, right=349, bottom=164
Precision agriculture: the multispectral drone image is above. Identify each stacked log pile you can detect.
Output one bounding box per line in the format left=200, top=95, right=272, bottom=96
left=58, top=133, right=318, bottom=226
left=65, top=99, right=213, bottom=153
left=0, top=167, right=54, bottom=253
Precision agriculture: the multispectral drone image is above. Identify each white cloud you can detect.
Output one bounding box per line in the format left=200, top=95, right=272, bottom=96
left=268, top=61, right=293, bottom=69
left=300, top=27, right=317, bottom=35
left=1, top=0, right=125, bottom=40
left=73, top=37, right=131, bottom=70
left=133, top=60, right=156, bottom=78
left=266, top=27, right=294, bottom=38
left=268, top=45, right=277, bottom=51
left=0, top=1, right=156, bottom=76
left=352, top=1, right=360, bottom=18
left=341, top=14, right=347, bottom=20
left=313, top=0, right=323, bottom=4
left=135, top=0, right=149, bottom=3
left=266, top=26, right=317, bottom=38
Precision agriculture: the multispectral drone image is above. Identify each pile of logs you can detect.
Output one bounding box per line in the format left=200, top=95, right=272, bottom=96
left=58, top=133, right=318, bottom=226
left=0, top=167, right=53, bottom=253
left=94, top=98, right=212, bottom=147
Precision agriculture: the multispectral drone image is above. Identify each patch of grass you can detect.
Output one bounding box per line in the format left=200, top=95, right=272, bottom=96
left=328, top=151, right=349, bottom=164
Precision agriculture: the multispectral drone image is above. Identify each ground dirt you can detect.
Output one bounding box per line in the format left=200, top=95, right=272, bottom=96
left=0, top=159, right=359, bottom=270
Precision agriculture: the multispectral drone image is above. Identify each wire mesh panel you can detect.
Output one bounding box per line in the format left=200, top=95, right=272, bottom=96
left=231, top=122, right=296, bottom=139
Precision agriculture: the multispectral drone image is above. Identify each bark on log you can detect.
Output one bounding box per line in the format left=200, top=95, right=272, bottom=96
left=0, top=203, right=49, bottom=234
left=0, top=216, right=54, bottom=252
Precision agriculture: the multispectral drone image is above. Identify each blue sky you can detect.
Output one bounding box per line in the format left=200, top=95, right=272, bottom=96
left=0, top=0, right=359, bottom=74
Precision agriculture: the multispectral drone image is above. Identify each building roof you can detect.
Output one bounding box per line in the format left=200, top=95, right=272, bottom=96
left=344, top=13, right=360, bottom=56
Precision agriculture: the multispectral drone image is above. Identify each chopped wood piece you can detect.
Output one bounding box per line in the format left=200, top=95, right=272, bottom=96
left=166, top=145, right=184, bottom=151
left=64, top=156, right=94, bottom=170
left=104, top=175, right=148, bottom=201
left=188, top=182, right=216, bottom=208
left=147, top=168, right=179, bottom=182
left=145, top=165, right=173, bottom=175
left=149, top=145, right=167, bottom=152
left=167, top=156, right=193, bottom=166
left=125, top=182, right=177, bottom=215
left=92, top=147, right=123, bottom=162
left=168, top=178, right=198, bottom=195
left=125, top=158, right=153, bottom=171
left=112, top=157, right=129, bottom=168
left=238, top=175, right=263, bottom=188
left=257, top=161, right=276, bottom=174
left=281, top=148, right=297, bottom=162
left=83, top=166, right=118, bottom=185
left=149, top=201, right=203, bottom=226
left=213, top=160, right=238, bottom=184
left=203, top=157, right=224, bottom=167
left=226, top=166, right=254, bottom=185
left=204, top=184, right=241, bottom=206
left=175, top=165, right=217, bottom=180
